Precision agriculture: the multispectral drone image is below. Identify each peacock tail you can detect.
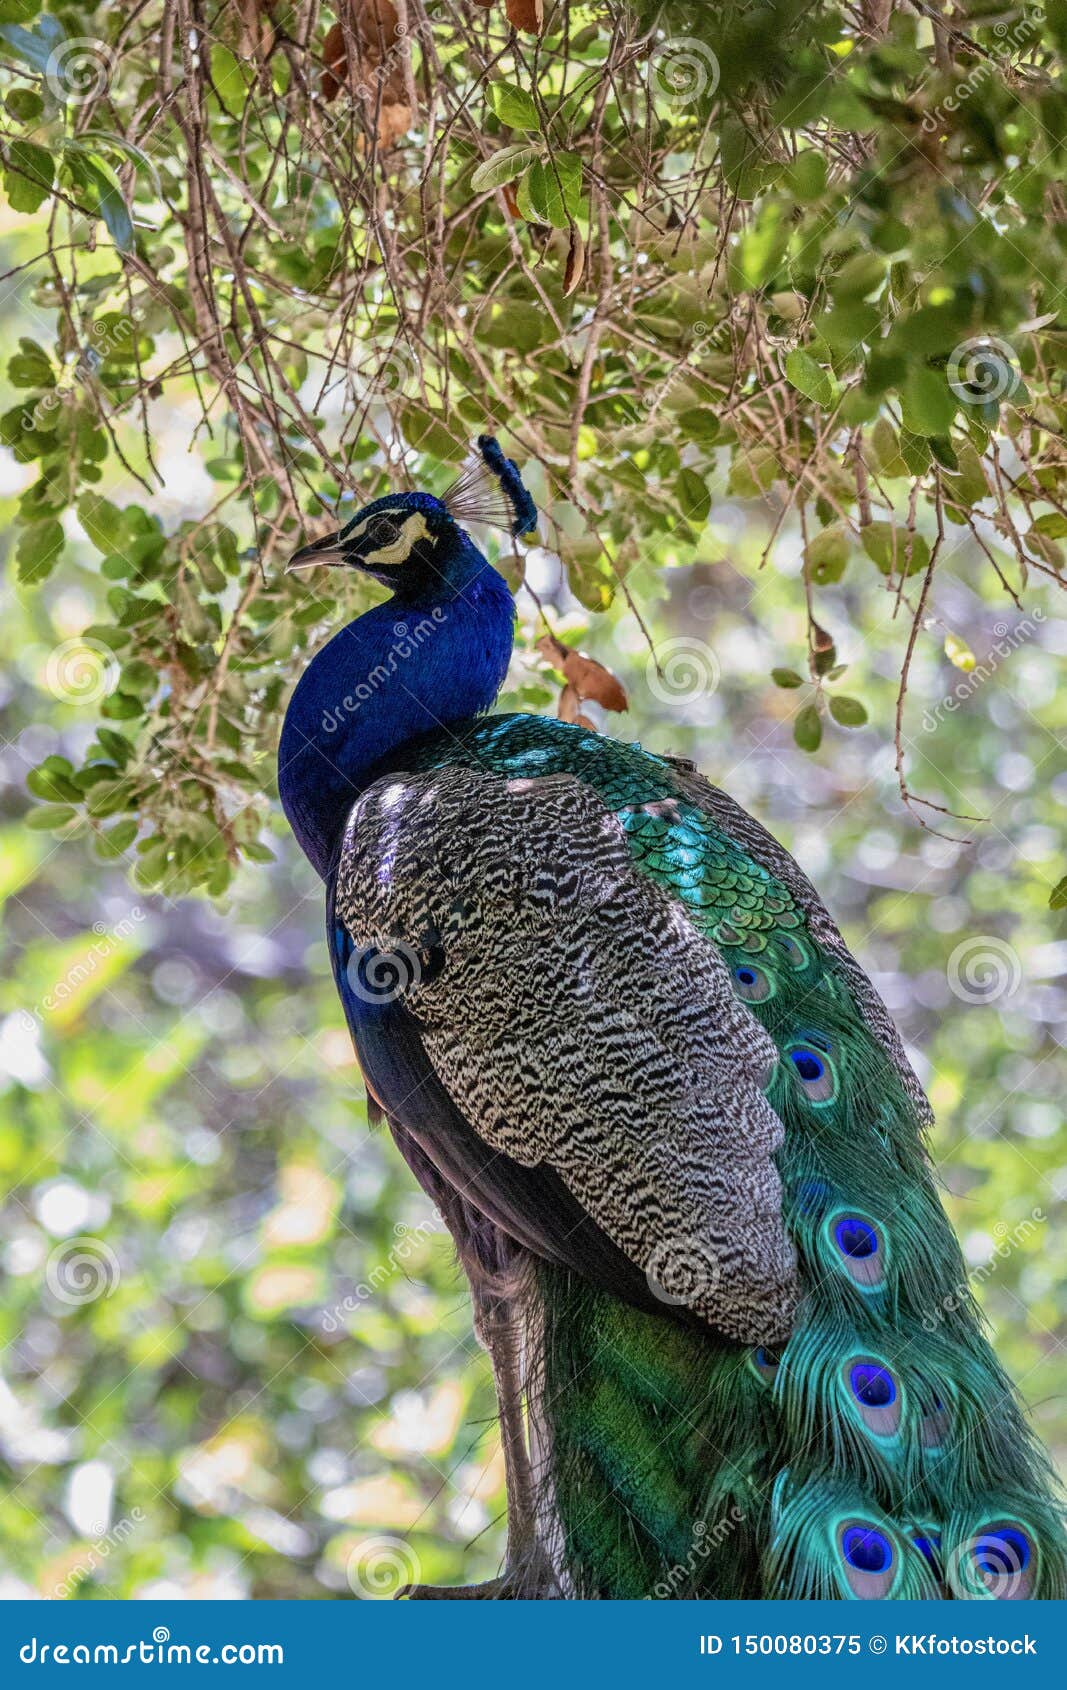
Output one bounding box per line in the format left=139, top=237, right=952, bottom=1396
left=389, top=714, right=1067, bottom=1601
left=279, top=441, right=1065, bottom=1602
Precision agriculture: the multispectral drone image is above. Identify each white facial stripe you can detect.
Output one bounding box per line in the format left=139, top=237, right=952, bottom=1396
left=343, top=508, right=402, bottom=543
left=364, top=509, right=436, bottom=567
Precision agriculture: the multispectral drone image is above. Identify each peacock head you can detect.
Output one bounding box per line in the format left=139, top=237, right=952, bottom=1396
left=286, top=435, right=537, bottom=598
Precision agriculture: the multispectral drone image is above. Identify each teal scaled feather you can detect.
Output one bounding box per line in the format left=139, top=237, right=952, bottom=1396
left=402, top=713, right=1067, bottom=1601
left=280, top=440, right=1066, bottom=1602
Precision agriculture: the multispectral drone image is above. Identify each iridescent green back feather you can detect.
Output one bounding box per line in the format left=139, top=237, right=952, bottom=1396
left=406, top=713, right=1066, bottom=1600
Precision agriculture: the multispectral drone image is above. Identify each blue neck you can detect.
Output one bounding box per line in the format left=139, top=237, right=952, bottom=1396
left=279, top=535, right=515, bottom=879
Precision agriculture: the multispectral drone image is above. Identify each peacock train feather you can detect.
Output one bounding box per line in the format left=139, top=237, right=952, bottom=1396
left=278, top=438, right=1066, bottom=1601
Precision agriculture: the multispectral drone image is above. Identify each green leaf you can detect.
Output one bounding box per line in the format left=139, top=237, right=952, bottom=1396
left=815, top=303, right=880, bottom=358
left=27, top=757, right=81, bottom=802
left=675, top=468, right=711, bottom=525
left=71, top=151, right=134, bottom=250
left=771, top=667, right=804, bottom=688
left=900, top=366, right=957, bottom=437
left=677, top=408, right=720, bottom=444
left=520, top=153, right=582, bottom=228
left=828, top=694, right=868, bottom=727
left=785, top=151, right=826, bottom=202
left=1050, top=875, right=1067, bottom=912
left=78, top=494, right=124, bottom=553
left=861, top=521, right=930, bottom=577
left=805, top=525, right=849, bottom=585
left=4, top=139, right=53, bottom=212
left=94, top=819, right=138, bottom=858
left=470, top=145, right=540, bottom=194
left=487, top=81, right=541, bottom=131
left=1031, top=511, right=1067, bottom=540
left=16, top=517, right=64, bottom=584
left=785, top=349, right=834, bottom=409
left=551, top=67, right=603, bottom=132
left=398, top=404, right=465, bottom=461
left=793, top=702, right=823, bottom=752
left=7, top=337, right=53, bottom=389
left=4, top=86, right=42, bottom=122
left=210, top=43, right=251, bottom=118
left=0, top=15, right=63, bottom=77
left=25, top=803, right=76, bottom=832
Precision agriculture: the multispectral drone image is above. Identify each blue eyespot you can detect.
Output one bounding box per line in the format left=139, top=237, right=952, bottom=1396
left=842, top=1526, right=893, bottom=1575
left=912, top=1533, right=941, bottom=1569
left=751, top=1345, right=782, bottom=1384
left=834, top=1218, right=878, bottom=1259
left=974, top=1527, right=1031, bottom=1577
left=733, top=964, right=773, bottom=1003
left=794, top=1179, right=830, bottom=1216
left=793, top=1050, right=824, bottom=1081
left=800, top=1030, right=834, bottom=1054
left=774, top=933, right=809, bottom=970
left=788, top=1043, right=836, bottom=1102
left=849, top=1362, right=896, bottom=1408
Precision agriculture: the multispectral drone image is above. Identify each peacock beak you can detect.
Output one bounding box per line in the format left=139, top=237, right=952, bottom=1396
left=286, top=530, right=347, bottom=571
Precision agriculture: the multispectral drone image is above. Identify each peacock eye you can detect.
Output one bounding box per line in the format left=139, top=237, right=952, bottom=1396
left=371, top=516, right=400, bottom=546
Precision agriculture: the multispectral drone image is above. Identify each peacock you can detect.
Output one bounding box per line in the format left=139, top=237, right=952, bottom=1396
left=278, top=436, right=1066, bottom=1601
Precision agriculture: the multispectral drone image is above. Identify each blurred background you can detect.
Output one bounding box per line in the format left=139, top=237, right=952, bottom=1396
left=2, top=206, right=1067, bottom=1598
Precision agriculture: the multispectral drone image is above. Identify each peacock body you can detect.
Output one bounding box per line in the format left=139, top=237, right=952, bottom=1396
left=279, top=438, right=1065, bottom=1601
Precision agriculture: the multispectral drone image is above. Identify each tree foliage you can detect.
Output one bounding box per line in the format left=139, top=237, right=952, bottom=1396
left=4, top=3, right=1067, bottom=1596
left=3, top=1, right=1067, bottom=890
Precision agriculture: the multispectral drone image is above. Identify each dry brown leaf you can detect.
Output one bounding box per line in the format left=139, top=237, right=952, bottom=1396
left=562, top=223, right=585, bottom=297
left=537, top=632, right=628, bottom=713
left=322, top=21, right=347, bottom=101
left=321, top=1, right=412, bottom=144
left=506, top=0, right=545, bottom=33
left=557, top=682, right=581, bottom=723
left=502, top=181, right=521, bottom=220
